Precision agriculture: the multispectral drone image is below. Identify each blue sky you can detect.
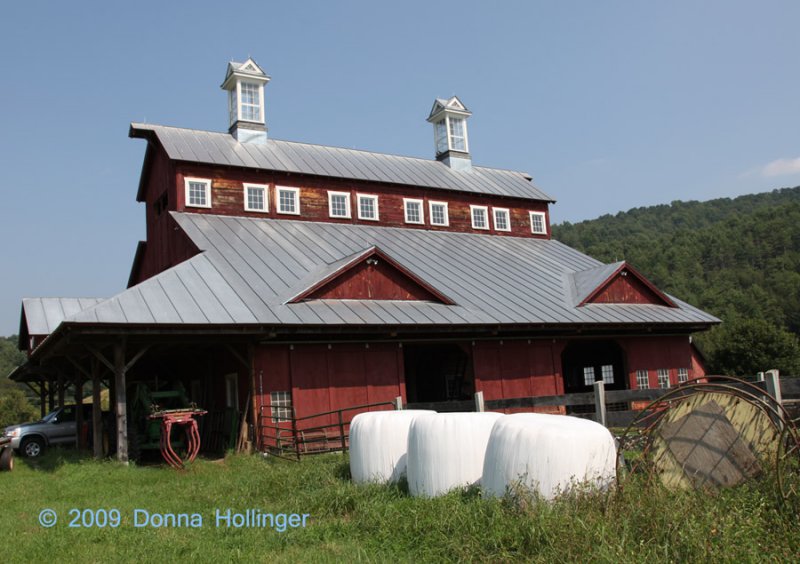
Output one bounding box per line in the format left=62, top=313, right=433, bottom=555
left=1, top=1, right=799, bottom=335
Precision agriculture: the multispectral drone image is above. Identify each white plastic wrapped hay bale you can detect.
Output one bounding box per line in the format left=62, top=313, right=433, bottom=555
left=407, top=412, right=504, bottom=498
left=349, top=410, right=435, bottom=484
left=482, top=413, right=616, bottom=500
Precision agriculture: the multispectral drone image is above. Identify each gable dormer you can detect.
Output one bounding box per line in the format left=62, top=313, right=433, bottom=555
left=572, top=262, right=677, bottom=307
left=427, top=96, right=472, bottom=171
left=220, top=58, right=270, bottom=144
left=287, top=246, right=454, bottom=304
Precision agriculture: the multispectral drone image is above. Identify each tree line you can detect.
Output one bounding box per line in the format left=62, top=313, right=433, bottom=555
left=552, top=186, right=800, bottom=376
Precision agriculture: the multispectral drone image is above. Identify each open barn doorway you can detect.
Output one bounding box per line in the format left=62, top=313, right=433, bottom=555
left=404, top=344, right=473, bottom=403
left=561, top=340, right=628, bottom=394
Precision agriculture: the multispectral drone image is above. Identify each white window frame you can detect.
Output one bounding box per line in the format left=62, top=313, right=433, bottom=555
left=600, top=364, right=615, bottom=385
left=470, top=205, right=489, bottom=230
left=529, top=211, right=547, bottom=235
left=243, top=183, right=269, bottom=213
left=583, top=366, right=595, bottom=386
left=276, top=186, right=301, bottom=215
left=678, top=368, right=689, bottom=384
left=493, top=208, right=511, bottom=232
left=327, top=191, right=352, bottom=219
left=429, top=201, right=449, bottom=226
left=403, top=198, right=424, bottom=224
left=184, top=177, right=212, bottom=209
left=657, top=369, right=670, bottom=389
left=356, top=193, right=379, bottom=221
left=636, top=369, right=650, bottom=390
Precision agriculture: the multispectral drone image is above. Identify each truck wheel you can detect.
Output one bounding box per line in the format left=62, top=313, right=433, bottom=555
left=21, top=437, right=45, bottom=458
left=0, top=447, right=13, bottom=471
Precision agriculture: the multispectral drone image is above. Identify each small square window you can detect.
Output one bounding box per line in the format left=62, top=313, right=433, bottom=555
left=529, top=211, right=547, bottom=234
left=185, top=177, right=211, bottom=209
left=601, top=364, right=615, bottom=385
left=277, top=186, right=300, bottom=215
left=357, top=194, right=379, bottom=221
left=404, top=199, right=424, bottom=224
left=270, top=391, right=292, bottom=423
left=429, top=201, right=449, bottom=226
left=328, top=191, right=351, bottom=218
left=636, top=370, right=650, bottom=390
left=657, top=369, right=670, bottom=389
left=678, top=368, right=689, bottom=384
left=244, top=184, right=268, bottom=212
left=471, top=205, right=489, bottom=230
left=493, top=208, right=511, bottom=232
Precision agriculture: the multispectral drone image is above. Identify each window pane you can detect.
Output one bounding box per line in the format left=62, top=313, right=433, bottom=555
left=279, top=189, right=297, bottom=213
left=472, top=208, right=487, bottom=229
left=435, top=120, right=448, bottom=153
left=601, top=364, right=614, bottom=384
left=431, top=203, right=447, bottom=225
left=678, top=368, right=689, bottom=383
left=449, top=118, right=466, bottom=151
left=240, top=82, right=261, bottom=121
left=658, top=369, right=670, bottom=389
left=271, top=391, right=292, bottom=423
left=405, top=201, right=421, bottom=223
left=494, top=210, right=509, bottom=230
left=188, top=181, right=207, bottom=206
left=330, top=194, right=348, bottom=217
left=636, top=370, right=650, bottom=389
left=359, top=196, right=376, bottom=219
left=247, top=187, right=264, bottom=210
left=583, top=366, right=595, bottom=386
left=531, top=213, right=545, bottom=233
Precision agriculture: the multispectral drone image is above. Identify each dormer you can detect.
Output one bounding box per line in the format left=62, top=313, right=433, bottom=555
left=427, top=96, right=472, bottom=171
left=221, top=58, right=270, bottom=144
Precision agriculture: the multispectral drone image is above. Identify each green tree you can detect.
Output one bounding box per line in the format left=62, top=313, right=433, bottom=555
left=0, top=388, right=38, bottom=428
left=704, top=318, right=800, bottom=377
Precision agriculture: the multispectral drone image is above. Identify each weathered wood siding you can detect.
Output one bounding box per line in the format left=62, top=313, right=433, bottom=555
left=307, top=260, right=441, bottom=301
left=174, top=163, right=551, bottom=238
left=590, top=273, right=669, bottom=305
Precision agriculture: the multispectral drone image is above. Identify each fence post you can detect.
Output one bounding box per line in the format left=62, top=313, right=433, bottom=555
left=474, top=391, right=485, bottom=412
left=756, top=372, right=765, bottom=382
left=291, top=407, right=301, bottom=461
left=594, top=381, right=607, bottom=427
left=338, top=410, right=347, bottom=456
left=765, top=369, right=782, bottom=406
left=393, top=396, right=403, bottom=410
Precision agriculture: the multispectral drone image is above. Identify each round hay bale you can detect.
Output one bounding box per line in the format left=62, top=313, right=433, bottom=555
left=482, top=413, right=616, bottom=500
left=349, top=410, right=435, bottom=484
left=407, top=412, right=505, bottom=498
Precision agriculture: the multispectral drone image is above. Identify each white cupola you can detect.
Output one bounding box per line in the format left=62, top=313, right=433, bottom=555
left=220, top=58, right=270, bottom=144
left=426, top=96, right=472, bottom=171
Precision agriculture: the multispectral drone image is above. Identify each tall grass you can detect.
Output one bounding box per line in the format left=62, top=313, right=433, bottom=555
left=0, top=450, right=797, bottom=562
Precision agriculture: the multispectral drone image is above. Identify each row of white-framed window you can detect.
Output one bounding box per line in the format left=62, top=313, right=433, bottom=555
left=635, top=368, right=689, bottom=390
left=184, top=178, right=548, bottom=234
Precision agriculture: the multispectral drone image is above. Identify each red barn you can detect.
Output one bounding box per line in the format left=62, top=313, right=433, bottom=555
left=14, top=59, right=717, bottom=460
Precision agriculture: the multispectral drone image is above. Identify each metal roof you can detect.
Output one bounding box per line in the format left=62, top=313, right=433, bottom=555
left=570, top=262, right=624, bottom=306
left=21, top=298, right=105, bottom=335
left=64, top=213, right=719, bottom=329
left=130, top=123, right=554, bottom=202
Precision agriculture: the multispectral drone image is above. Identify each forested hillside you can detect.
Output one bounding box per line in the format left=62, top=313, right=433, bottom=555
left=552, top=186, right=800, bottom=376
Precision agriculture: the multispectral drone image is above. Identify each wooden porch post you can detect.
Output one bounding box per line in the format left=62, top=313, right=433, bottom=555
left=249, top=343, right=259, bottom=453
left=39, top=381, right=47, bottom=418
left=114, top=342, right=129, bottom=464
left=48, top=378, right=55, bottom=413
left=57, top=374, right=65, bottom=408
left=92, top=359, right=103, bottom=459
left=74, top=379, right=85, bottom=450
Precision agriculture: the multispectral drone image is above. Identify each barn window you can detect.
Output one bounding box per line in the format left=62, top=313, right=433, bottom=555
left=429, top=201, right=449, bottom=226
left=636, top=369, right=649, bottom=389
left=434, top=119, right=448, bottom=154
left=404, top=198, right=424, bottom=224
left=529, top=211, right=546, bottom=234
left=270, top=391, right=292, bottom=423
left=583, top=366, right=595, bottom=386
left=239, top=82, right=262, bottom=122
left=678, top=368, right=689, bottom=383
left=328, top=191, right=351, bottom=218
left=448, top=117, right=467, bottom=152
left=185, top=177, right=211, bottom=208
left=224, top=373, right=239, bottom=409
left=657, top=369, right=670, bottom=389
left=277, top=186, right=300, bottom=215
left=357, top=194, right=379, bottom=221
left=493, top=208, right=511, bottom=232
left=601, top=364, right=615, bottom=384
left=470, top=205, right=489, bottom=230
left=244, top=184, right=268, bottom=212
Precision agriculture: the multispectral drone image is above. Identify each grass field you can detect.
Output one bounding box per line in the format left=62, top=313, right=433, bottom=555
left=0, top=449, right=798, bottom=563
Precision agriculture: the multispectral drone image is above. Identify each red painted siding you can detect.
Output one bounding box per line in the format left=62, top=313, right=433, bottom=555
left=174, top=163, right=551, bottom=239
left=590, top=274, right=669, bottom=305
left=308, top=260, right=441, bottom=301
left=619, top=336, right=695, bottom=389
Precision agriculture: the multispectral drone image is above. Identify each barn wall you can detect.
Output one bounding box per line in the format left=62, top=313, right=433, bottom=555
left=131, top=147, right=199, bottom=285
left=590, top=274, right=668, bottom=305
left=174, top=163, right=551, bottom=239
left=253, top=343, right=405, bottom=437
left=619, top=335, right=696, bottom=388
left=472, top=340, right=565, bottom=413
